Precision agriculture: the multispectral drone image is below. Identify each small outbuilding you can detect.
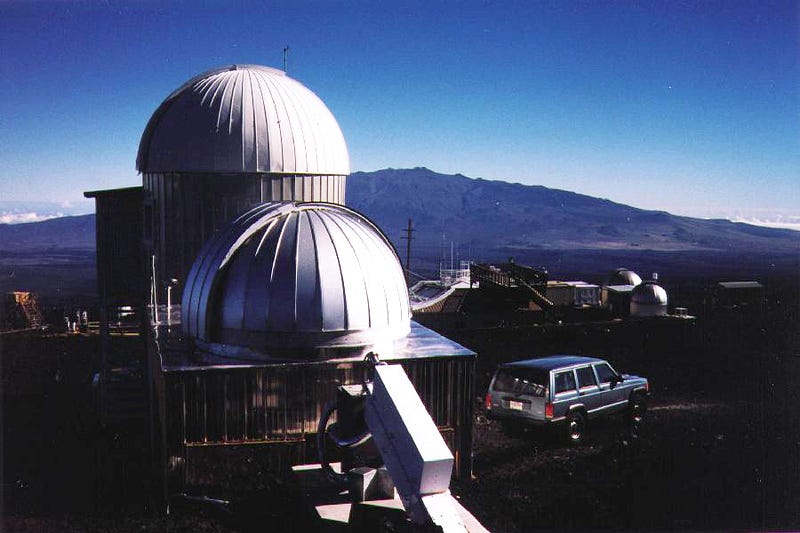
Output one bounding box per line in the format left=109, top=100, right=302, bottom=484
left=710, top=281, right=765, bottom=314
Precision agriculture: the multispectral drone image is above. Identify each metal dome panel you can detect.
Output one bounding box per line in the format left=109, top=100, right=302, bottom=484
left=181, top=202, right=411, bottom=352
left=630, top=281, right=668, bottom=316
left=137, top=65, right=350, bottom=175
left=607, top=268, right=642, bottom=287
left=631, top=281, right=668, bottom=305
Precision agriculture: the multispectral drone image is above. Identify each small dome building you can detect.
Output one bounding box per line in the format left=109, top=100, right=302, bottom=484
left=138, top=65, right=350, bottom=298
left=601, top=268, right=644, bottom=315
left=182, top=202, right=411, bottom=355
left=630, top=280, right=668, bottom=317
left=606, top=268, right=642, bottom=287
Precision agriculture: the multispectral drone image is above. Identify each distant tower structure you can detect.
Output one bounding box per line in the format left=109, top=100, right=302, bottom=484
left=136, top=64, right=350, bottom=298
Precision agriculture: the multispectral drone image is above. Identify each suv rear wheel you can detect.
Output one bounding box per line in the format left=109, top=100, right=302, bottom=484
left=566, top=410, right=586, bottom=444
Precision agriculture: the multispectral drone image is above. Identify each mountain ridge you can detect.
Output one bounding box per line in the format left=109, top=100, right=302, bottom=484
left=0, top=214, right=95, bottom=252
left=0, top=168, right=796, bottom=262
left=346, top=168, right=799, bottom=258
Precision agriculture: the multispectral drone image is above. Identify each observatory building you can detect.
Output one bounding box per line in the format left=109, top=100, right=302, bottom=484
left=84, top=65, right=475, bottom=507
left=601, top=268, right=643, bottom=316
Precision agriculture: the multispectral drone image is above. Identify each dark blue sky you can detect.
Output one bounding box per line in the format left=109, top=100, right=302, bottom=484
left=1, top=1, right=797, bottom=226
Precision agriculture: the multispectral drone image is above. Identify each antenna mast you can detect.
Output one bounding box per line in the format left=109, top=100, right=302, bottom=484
left=402, top=219, right=415, bottom=287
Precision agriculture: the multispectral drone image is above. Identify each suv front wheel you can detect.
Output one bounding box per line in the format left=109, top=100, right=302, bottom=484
left=566, top=410, right=586, bottom=444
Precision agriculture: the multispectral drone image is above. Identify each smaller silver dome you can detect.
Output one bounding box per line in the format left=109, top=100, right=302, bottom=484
left=607, top=268, right=642, bottom=287
left=630, top=281, right=668, bottom=316
left=182, top=202, right=411, bottom=354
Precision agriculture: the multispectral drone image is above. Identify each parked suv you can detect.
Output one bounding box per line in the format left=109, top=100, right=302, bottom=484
left=485, top=355, right=649, bottom=443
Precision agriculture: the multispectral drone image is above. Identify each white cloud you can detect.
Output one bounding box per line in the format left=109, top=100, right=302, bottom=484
left=677, top=207, right=800, bottom=232
left=0, top=212, right=63, bottom=224
left=731, top=217, right=800, bottom=232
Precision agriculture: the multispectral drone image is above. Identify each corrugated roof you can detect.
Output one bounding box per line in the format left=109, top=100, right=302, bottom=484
left=137, top=65, right=350, bottom=175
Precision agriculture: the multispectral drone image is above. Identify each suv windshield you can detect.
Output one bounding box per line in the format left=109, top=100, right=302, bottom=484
left=493, top=367, right=548, bottom=397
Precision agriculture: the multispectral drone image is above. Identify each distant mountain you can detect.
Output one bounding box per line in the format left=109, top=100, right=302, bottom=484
left=0, top=200, right=94, bottom=224
left=347, top=168, right=800, bottom=260
left=0, top=214, right=95, bottom=252
left=0, top=170, right=796, bottom=279
left=0, top=214, right=96, bottom=300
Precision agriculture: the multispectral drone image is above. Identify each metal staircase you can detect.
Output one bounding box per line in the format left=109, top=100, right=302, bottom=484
left=8, top=291, right=45, bottom=328
left=514, top=277, right=555, bottom=309
left=470, top=262, right=555, bottom=309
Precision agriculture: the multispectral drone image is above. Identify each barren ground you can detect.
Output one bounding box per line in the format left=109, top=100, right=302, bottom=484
left=3, top=278, right=799, bottom=532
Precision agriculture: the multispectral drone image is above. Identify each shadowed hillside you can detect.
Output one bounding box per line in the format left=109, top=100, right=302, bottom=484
left=347, top=168, right=799, bottom=276
left=0, top=215, right=96, bottom=301
left=0, top=214, right=95, bottom=252
left=348, top=168, right=798, bottom=253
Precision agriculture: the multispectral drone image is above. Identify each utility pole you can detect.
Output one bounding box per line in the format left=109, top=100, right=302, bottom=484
left=401, top=219, right=414, bottom=287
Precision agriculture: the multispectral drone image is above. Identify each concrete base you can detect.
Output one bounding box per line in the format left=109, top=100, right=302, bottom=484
left=290, top=463, right=489, bottom=532
left=349, top=466, right=395, bottom=502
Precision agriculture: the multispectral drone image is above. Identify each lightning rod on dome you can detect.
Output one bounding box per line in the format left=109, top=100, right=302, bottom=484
left=283, top=45, right=289, bottom=73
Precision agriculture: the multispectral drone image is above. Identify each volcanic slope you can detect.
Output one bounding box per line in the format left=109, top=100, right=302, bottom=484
left=347, top=168, right=799, bottom=258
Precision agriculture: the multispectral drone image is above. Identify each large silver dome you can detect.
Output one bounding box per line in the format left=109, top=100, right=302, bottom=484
left=182, top=202, right=411, bottom=352
left=137, top=65, right=350, bottom=175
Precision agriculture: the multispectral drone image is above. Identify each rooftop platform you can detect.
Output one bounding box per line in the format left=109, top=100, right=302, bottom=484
left=147, top=304, right=476, bottom=372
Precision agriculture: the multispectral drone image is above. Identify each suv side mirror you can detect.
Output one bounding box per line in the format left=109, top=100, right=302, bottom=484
left=610, top=375, right=623, bottom=389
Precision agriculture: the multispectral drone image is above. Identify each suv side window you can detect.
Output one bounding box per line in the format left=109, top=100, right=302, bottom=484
left=594, top=363, right=617, bottom=384
left=492, top=368, right=548, bottom=397
left=576, top=366, right=598, bottom=389
left=554, top=371, right=577, bottom=394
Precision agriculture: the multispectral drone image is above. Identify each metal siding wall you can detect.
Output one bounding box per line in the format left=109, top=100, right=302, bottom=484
left=163, top=356, right=473, bottom=481
left=271, top=178, right=281, bottom=202
left=312, top=176, right=321, bottom=202
left=281, top=176, right=291, bottom=200
left=293, top=176, right=303, bottom=201
left=147, top=173, right=277, bottom=299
